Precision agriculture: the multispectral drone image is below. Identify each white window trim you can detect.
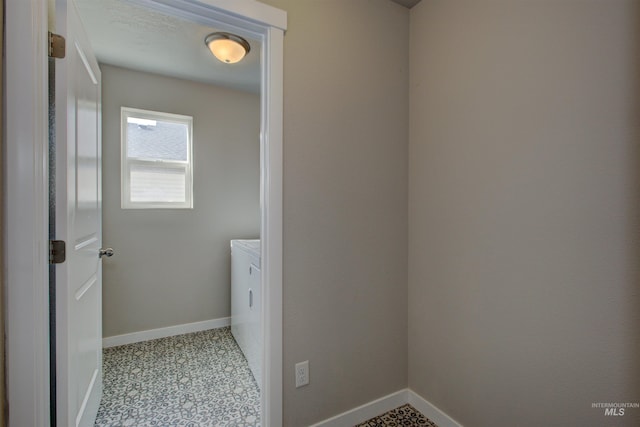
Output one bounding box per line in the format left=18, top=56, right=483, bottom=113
left=120, top=107, right=194, bottom=209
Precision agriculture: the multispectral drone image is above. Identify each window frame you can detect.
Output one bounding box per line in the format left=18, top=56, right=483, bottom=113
left=121, top=106, right=194, bottom=209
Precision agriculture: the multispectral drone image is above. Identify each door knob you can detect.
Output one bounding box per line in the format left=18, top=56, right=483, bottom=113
left=99, top=248, right=114, bottom=258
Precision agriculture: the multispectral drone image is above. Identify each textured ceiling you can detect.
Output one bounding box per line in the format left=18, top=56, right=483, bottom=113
left=75, top=0, right=261, bottom=93
left=390, top=0, right=422, bottom=8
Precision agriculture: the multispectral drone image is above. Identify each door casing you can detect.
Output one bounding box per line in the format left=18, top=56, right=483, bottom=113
left=4, top=0, right=286, bottom=425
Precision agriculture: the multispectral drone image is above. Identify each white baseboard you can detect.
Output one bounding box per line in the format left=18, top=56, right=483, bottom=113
left=102, top=317, right=231, bottom=348
left=408, top=389, right=463, bottom=427
left=310, top=390, right=408, bottom=427
left=310, top=388, right=462, bottom=427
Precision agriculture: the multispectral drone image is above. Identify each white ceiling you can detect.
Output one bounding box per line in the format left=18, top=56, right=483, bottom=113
left=75, top=0, right=261, bottom=93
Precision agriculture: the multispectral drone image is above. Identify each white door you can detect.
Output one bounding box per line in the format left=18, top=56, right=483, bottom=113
left=54, top=0, right=103, bottom=425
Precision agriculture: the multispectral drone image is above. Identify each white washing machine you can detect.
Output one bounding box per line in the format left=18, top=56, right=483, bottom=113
left=230, top=239, right=261, bottom=390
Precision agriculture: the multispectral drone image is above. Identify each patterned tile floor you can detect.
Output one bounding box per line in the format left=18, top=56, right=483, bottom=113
left=95, top=327, right=260, bottom=427
left=356, top=404, right=438, bottom=427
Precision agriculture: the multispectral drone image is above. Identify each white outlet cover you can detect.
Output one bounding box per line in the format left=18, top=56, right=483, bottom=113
left=295, top=360, right=309, bottom=388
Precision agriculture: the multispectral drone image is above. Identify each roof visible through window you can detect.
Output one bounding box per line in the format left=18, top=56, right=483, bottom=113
left=126, top=118, right=188, bottom=161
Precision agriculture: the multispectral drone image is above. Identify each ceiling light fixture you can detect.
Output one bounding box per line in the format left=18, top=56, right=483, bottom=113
left=204, top=32, right=251, bottom=64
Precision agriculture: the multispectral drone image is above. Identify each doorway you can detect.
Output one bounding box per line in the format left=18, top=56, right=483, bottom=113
left=3, top=0, right=285, bottom=426
left=81, top=1, right=263, bottom=422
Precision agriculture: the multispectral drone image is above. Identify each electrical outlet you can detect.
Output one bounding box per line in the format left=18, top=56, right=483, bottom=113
left=295, top=360, right=309, bottom=388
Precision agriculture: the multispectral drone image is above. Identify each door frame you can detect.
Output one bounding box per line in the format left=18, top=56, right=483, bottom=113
left=3, top=0, right=286, bottom=426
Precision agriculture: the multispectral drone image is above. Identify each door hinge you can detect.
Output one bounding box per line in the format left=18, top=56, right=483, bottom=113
left=48, top=32, right=66, bottom=59
left=50, top=240, right=66, bottom=264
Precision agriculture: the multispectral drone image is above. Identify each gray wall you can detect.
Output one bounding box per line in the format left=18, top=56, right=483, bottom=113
left=409, top=1, right=640, bottom=426
left=261, top=1, right=409, bottom=425
left=101, top=65, right=260, bottom=337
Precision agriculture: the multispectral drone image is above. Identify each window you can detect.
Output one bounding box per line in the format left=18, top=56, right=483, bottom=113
left=121, top=107, right=193, bottom=209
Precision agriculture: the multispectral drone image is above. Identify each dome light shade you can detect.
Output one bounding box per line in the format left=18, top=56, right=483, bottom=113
left=205, top=32, right=251, bottom=64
